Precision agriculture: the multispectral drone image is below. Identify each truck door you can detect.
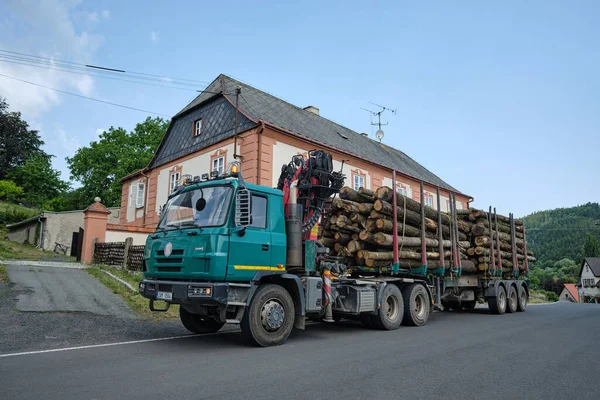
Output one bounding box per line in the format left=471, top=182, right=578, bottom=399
left=227, top=193, right=274, bottom=281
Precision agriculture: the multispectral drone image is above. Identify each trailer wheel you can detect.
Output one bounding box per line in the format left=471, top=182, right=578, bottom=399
left=488, top=286, right=507, bottom=315
left=517, top=285, right=528, bottom=312
left=372, top=284, right=403, bottom=330
left=240, top=284, right=295, bottom=347
left=401, top=284, right=429, bottom=326
left=506, top=285, right=518, bottom=313
left=179, top=307, right=224, bottom=334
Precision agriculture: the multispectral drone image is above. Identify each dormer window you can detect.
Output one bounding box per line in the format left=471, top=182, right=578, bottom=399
left=193, top=119, right=202, bottom=137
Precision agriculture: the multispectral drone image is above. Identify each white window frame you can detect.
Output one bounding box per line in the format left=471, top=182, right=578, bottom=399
left=353, top=174, right=365, bottom=191
left=194, top=119, right=202, bottom=137
left=170, top=172, right=180, bottom=194
left=396, top=186, right=408, bottom=197
left=136, top=182, right=145, bottom=208
left=425, top=195, right=433, bottom=207
left=212, top=156, right=225, bottom=175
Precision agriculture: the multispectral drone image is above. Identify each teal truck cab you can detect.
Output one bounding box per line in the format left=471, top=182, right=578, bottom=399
left=139, top=152, right=528, bottom=347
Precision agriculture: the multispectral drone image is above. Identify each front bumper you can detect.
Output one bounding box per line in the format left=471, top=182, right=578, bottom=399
left=138, top=279, right=250, bottom=306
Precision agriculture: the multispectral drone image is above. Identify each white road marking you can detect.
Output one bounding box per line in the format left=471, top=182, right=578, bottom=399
left=0, top=332, right=231, bottom=359
left=102, top=269, right=137, bottom=292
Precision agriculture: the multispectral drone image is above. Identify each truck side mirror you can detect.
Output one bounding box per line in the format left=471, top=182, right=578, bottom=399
left=235, top=189, right=252, bottom=228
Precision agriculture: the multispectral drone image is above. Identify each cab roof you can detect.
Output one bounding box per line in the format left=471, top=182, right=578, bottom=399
left=175, top=177, right=283, bottom=198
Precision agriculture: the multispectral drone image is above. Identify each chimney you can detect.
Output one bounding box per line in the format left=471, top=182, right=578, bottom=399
left=303, top=105, right=319, bottom=115
left=360, top=133, right=368, bottom=137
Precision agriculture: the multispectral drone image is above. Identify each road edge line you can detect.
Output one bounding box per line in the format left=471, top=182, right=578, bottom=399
left=101, top=269, right=137, bottom=292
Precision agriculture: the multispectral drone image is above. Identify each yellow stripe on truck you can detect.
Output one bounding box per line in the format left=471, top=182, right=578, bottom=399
left=233, top=265, right=285, bottom=271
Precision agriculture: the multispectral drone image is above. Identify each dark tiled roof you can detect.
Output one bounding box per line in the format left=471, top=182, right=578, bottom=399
left=177, top=74, right=461, bottom=193
left=583, top=257, right=600, bottom=277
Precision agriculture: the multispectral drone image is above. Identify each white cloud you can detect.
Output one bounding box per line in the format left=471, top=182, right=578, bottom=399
left=57, top=128, right=82, bottom=156
left=0, top=0, right=105, bottom=117
left=150, top=30, right=159, bottom=43
left=101, top=10, right=110, bottom=19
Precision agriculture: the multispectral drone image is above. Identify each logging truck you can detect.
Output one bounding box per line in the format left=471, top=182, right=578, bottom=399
left=138, top=151, right=530, bottom=347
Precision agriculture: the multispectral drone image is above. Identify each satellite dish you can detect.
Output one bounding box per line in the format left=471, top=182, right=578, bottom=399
left=375, top=129, right=384, bottom=142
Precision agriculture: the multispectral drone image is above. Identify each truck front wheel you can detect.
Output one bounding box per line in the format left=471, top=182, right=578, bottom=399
left=240, top=284, right=295, bottom=347
left=372, top=284, right=403, bottom=330
left=179, top=307, right=225, bottom=334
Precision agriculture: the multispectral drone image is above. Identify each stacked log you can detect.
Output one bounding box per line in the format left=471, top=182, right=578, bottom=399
left=456, top=207, right=536, bottom=277
left=319, top=186, right=474, bottom=272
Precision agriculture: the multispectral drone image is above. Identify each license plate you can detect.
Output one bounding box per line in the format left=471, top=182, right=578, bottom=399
left=156, top=291, right=172, bottom=301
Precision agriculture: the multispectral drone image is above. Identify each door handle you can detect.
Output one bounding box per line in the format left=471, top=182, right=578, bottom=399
left=262, top=244, right=269, bottom=251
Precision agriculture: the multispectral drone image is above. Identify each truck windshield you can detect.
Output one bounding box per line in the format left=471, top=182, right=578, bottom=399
left=158, top=186, right=233, bottom=230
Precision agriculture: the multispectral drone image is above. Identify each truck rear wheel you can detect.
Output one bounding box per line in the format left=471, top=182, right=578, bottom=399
left=179, top=307, right=225, bottom=334
left=506, top=285, right=518, bottom=313
left=401, top=284, right=429, bottom=326
left=517, top=285, right=528, bottom=312
left=240, top=284, right=295, bottom=347
left=488, top=286, right=507, bottom=315
left=372, top=284, right=403, bottom=330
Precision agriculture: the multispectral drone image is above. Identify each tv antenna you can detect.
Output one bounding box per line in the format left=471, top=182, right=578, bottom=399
left=360, top=102, right=396, bottom=142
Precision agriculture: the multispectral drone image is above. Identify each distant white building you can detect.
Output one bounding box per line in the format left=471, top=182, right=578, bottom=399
left=579, top=258, right=600, bottom=303
left=558, top=284, right=580, bottom=303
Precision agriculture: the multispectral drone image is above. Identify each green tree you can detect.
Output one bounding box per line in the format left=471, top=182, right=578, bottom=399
left=0, top=180, right=24, bottom=201
left=0, top=97, right=45, bottom=179
left=66, top=117, right=168, bottom=207
left=582, top=232, right=600, bottom=258
left=7, top=154, right=69, bottom=206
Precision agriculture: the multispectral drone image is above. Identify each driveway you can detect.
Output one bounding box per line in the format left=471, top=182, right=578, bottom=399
left=0, top=261, right=189, bottom=354
left=6, top=262, right=134, bottom=316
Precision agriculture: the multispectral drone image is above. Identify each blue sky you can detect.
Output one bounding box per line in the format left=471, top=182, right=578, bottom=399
left=1, top=0, right=598, bottom=217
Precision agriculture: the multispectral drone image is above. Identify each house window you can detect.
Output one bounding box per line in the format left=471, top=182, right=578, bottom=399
left=193, top=119, right=202, bottom=137
left=212, top=156, right=225, bottom=175
left=354, top=174, right=365, bottom=191
left=170, top=172, right=180, bottom=194
left=136, top=182, right=145, bottom=208
left=396, top=186, right=407, bottom=196
left=425, top=195, right=433, bottom=207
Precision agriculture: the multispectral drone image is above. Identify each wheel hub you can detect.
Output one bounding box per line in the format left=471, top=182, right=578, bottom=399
left=261, top=300, right=285, bottom=331
left=414, top=294, right=426, bottom=318
left=385, top=295, right=399, bottom=320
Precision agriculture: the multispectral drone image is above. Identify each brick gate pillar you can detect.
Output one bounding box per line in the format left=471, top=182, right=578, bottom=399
left=81, top=197, right=111, bottom=264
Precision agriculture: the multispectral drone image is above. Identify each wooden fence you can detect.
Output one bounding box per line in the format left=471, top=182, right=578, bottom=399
left=93, top=239, right=145, bottom=271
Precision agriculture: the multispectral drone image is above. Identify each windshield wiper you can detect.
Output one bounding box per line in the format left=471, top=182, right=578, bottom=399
left=167, top=224, right=183, bottom=231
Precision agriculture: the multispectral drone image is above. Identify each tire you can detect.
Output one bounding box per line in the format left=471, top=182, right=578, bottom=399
left=462, top=301, right=476, bottom=310
left=517, top=285, right=528, bottom=312
left=488, top=286, right=507, bottom=315
left=179, top=307, right=225, bottom=334
left=372, top=284, right=404, bottom=330
left=240, top=284, right=295, bottom=347
left=506, top=285, right=518, bottom=313
left=401, top=284, right=430, bottom=326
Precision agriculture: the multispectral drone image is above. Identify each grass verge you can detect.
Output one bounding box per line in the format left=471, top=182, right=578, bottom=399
left=87, top=265, right=179, bottom=320
left=0, top=264, right=9, bottom=283
left=0, top=227, right=74, bottom=261
left=529, top=289, right=557, bottom=304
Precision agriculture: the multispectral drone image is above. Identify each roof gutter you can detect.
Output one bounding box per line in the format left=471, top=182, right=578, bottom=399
left=259, top=120, right=472, bottom=200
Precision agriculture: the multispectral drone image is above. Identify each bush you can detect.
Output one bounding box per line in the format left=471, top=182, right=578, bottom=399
left=0, top=205, right=38, bottom=225
left=0, top=180, right=24, bottom=202
left=544, top=290, right=558, bottom=302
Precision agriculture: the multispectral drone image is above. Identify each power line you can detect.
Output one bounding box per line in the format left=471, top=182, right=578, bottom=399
left=0, top=48, right=210, bottom=85
left=0, top=57, right=201, bottom=92
left=0, top=72, right=171, bottom=117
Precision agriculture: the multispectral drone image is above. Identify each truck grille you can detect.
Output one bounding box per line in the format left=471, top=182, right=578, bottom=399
left=157, top=249, right=184, bottom=256
left=156, top=258, right=183, bottom=264
left=157, top=267, right=182, bottom=273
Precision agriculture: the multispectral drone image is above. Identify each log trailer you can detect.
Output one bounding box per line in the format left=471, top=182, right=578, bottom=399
left=139, top=150, right=529, bottom=346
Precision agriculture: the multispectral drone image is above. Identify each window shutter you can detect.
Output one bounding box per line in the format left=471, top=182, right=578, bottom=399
left=129, top=183, right=137, bottom=208
left=136, top=182, right=145, bottom=208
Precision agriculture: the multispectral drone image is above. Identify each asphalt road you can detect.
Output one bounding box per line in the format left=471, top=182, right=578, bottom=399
left=2, top=302, right=599, bottom=400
